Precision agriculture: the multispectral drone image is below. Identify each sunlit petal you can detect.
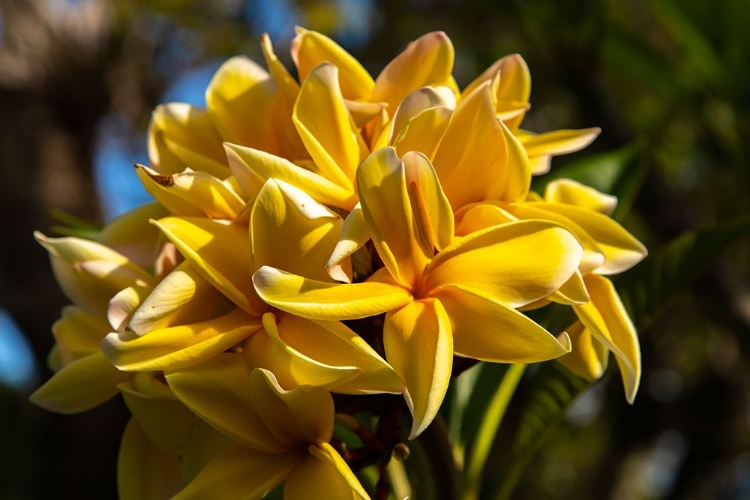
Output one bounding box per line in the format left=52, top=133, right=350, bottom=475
left=573, top=274, right=641, bottom=403
left=253, top=266, right=412, bottom=321
left=153, top=216, right=266, bottom=314
left=148, top=103, right=228, bottom=178
left=245, top=312, right=360, bottom=392
left=225, top=143, right=357, bottom=209
left=136, top=165, right=245, bottom=220
left=326, top=203, right=369, bottom=283
left=463, top=54, right=531, bottom=130
left=357, top=147, right=430, bottom=286
left=293, top=63, right=363, bottom=189
left=35, top=232, right=154, bottom=314
left=501, top=202, right=606, bottom=274
left=30, top=352, right=129, bottom=414
left=432, top=83, right=531, bottom=208
left=453, top=202, right=518, bottom=236
left=516, top=127, right=601, bottom=158
left=292, top=27, right=374, bottom=100
left=251, top=178, right=347, bottom=281
left=549, top=269, right=590, bottom=305
left=384, top=299, right=453, bottom=439
left=108, top=284, right=152, bottom=333
left=544, top=178, right=617, bottom=216
left=129, top=261, right=219, bottom=336
left=431, top=287, right=571, bottom=362
left=525, top=202, right=647, bottom=274
left=102, top=308, right=261, bottom=372
left=205, top=56, right=281, bottom=154
left=425, top=220, right=583, bottom=308
left=372, top=31, right=454, bottom=112
left=248, top=312, right=403, bottom=395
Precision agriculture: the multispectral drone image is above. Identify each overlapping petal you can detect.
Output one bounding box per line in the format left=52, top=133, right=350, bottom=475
left=424, top=220, right=583, bottom=308
left=573, top=274, right=641, bottom=403
left=29, top=352, right=130, bottom=414
left=384, top=299, right=453, bottom=439
left=102, top=308, right=261, bottom=372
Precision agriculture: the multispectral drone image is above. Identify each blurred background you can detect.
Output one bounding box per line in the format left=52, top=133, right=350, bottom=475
left=1, top=0, right=749, bottom=498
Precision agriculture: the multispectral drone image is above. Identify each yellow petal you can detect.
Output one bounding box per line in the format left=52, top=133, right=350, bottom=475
left=431, top=287, right=571, bottom=362
left=556, top=321, right=609, bottom=380
left=35, top=232, right=154, bottom=314
left=425, top=220, right=583, bottom=308
left=97, top=202, right=168, bottom=270
left=516, top=127, right=601, bottom=158
left=392, top=106, right=453, bottom=161
left=525, top=202, right=647, bottom=274
left=453, top=202, right=518, bottom=236
left=292, top=27, right=374, bottom=100
left=166, top=353, right=284, bottom=452
left=345, top=99, right=386, bottom=128
left=253, top=266, right=412, bottom=320
left=357, top=147, right=430, bottom=286
left=372, top=31, right=454, bottom=112
left=326, top=203, right=369, bottom=283
left=225, top=143, right=357, bottom=209
left=129, top=261, right=219, bottom=336
left=529, top=155, right=552, bottom=175
left=573, top=274, right=641, bottom=403
left=384, top=299, right=453, bottom=439
left=245, top=313, right=360, bottom=393
left=260, top=33, right=300, bottom=106
left=102, top=308, right=261, bottom=372
left=402, top=150, right=455, bottom=252
left=544, top=178, right=617, bottom=216
left=501, top=202, right=605, bottom=273
left=119, top=375, right=197, bottom=456
left=136, top=165, right=245, bottom=220
left=29, top=352, right=129, bottom=414
left=247, top=312, right=403, bottom=395
left=250, top=368, right=335, bottom=445
left=293, top=63, right=363, bottom=189
left=173, top=443, right=297, bottom=500
left=432, top=83, right=530, bottom=208
left=205, top=56, right=282, bottom=155
left=118, top=418, right=182, bottom=500
left=251, top=178, right=348, bottom=282
left=463, top=54, right=531, bottom=130
left=153, top=216, right=266, bottom=314
left=549, top=269, right=590, bottom=305
left=148, top=103, right=229, bottom=178
left=108, top=284, right=152, bottom=332
left=286, top=443, right=370, bottom=500
left=53, top=306, right=111, bottom=365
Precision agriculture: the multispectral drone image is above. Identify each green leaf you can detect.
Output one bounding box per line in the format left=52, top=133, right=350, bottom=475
left=616, top=216, right=750, bottom=330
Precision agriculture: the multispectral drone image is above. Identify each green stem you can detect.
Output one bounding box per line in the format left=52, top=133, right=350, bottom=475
left=462, top=363, right=526, bottom=500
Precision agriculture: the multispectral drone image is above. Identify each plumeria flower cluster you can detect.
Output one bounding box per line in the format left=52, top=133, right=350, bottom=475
left=33, top=28, right=646, bottom=499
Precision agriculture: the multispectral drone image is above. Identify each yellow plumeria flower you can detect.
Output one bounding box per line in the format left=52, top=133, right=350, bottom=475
left=455, top=178, right=647, bottom=401
left=253, top=147, right=584, bottom=437
left=167, top=354, right=370, bottom=500
left=102, top=177, right=403, bottom=395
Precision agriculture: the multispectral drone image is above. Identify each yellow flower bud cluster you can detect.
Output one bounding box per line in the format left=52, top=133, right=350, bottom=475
left=33, top=28, right=645, bottom=499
